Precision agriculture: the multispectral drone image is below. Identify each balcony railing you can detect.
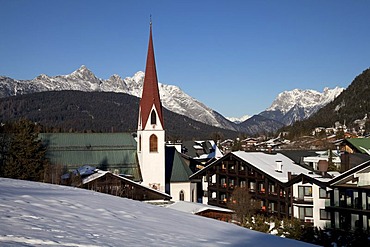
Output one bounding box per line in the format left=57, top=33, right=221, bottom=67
left=293, top=197, right=313, bottom=204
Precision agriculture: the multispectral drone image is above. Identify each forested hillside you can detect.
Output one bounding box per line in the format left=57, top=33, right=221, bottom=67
left=283, top=68, right=370, bottom=138
left=0, top=91, right=239, bottom=140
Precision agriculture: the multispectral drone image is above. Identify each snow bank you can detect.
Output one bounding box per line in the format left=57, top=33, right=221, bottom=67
left=0, top=178, right=316, bottom=246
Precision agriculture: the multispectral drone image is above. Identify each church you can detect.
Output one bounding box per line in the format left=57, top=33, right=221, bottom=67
left=137, top=20, right=197, bottom=201
left=40, top=21, right=198, bottom=202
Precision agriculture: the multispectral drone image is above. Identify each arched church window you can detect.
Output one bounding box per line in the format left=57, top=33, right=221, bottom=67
left=149, top=134, right=158, bottom=152
left=179, top=190, right=185, bottom=201
left=151, top=110, right=157, bottom=125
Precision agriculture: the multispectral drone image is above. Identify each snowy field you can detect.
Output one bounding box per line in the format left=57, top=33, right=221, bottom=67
left=0, top=178, right=316, bottom=246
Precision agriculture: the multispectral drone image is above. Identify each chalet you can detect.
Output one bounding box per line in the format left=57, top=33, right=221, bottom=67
left=325, top=160, right=370, bottom=232
left=240, top=138, right=258, bottom=151
left=82, top=169, right=171, bottom=201
left=190, top=151, right=335, bottom=227
left=219, top=139, right=234, bottom=153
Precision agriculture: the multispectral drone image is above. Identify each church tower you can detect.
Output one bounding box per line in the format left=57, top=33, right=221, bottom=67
left=137, top=20, right=165, bottom=192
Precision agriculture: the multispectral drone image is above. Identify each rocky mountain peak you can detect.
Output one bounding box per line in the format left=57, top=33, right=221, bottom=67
left=68, top=65, right=100, bottom=84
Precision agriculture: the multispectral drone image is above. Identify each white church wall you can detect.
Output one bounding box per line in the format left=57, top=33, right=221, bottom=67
left=171, top=182, right=197, bottom=202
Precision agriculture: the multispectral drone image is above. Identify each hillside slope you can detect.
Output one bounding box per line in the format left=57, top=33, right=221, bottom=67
left=0, top=66, right=238, bottom=131
left=0, top=91, right=239, bottom=140
left=284, top=68, right=370, bottom=137
left=0, top=178, right=314, bottom=247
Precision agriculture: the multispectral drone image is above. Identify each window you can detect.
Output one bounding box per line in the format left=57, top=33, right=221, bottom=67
left=149, top=134, right=158, bottom=152
left=298, top=186, right=312, bottom=199
left=240, top=180, right=246, bottom=188
left=363, top=215, right=369, bottom=231
left=150, top=110, right=157, bottom=125
left=299, top=207, right=313, bottom=219
left=334, top=189, right=339, bottom=206
left=211, top=174, right=216, bottom=184
left=269, top=183, right=276, bottom=195
left=211, top=192, right=217, bottom=199
left=179, top=190, right=184, bottom=201
left=259, top=183, right=265, bottom=193
left=305, top=207, right=313, bottom=217
left=221, top=163, right=226, bottom=171
left=346, top=190, right=354, bottom=207
left=320, top=209, right=330, bottom=220
left=250, top=181, right=256, bottom=192
left=319, top=188, right=327, bottom=198
left=220, top=193, right=227, bottom=202
left=229, top=178, right=235, bottom=188
left=335, top=212, right=340, bottom=228
left=351, top=214, right=360, bottom=230
left=138, top=135, right=142, bottom=152
left=229, top=164, right=235, bottom=172
left=269, top=202, right=277, bottom=212
left=220, top=177, right=227, bottom=188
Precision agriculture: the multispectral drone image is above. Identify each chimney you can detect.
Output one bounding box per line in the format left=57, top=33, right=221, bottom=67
left=318, top=160, right=328, bottom=176
left=275, top=160, right=283, bottom=173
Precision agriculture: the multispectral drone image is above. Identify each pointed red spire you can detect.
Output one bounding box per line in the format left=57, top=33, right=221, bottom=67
left=139, top=20, right=164, bottom=128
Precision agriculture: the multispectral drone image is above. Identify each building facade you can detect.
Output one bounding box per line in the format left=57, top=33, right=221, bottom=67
left=191, top=151, right=334, bottom=227
left=326, top=160, right=370, bottom=232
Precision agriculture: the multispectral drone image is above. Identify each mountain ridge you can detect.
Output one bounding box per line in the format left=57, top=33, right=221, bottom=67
left=0, top=66, right=345, bottom=135
left=0, top=66, right=239, bottom=131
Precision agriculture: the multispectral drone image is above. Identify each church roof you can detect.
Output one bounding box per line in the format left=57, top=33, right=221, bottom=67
left=166, top=146, right=193, bottom=182
left=39, top=133, right=142, bottom=182
left=139, top=22, right=164, bottom=128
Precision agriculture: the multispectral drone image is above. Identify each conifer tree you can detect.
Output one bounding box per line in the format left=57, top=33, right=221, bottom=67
left=3, top=119, right=48, bottom=181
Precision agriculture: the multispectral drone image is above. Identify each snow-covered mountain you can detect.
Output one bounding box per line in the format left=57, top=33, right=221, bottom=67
left=259, top=87, right=344, bottom=125
left=0, top=66, right=344, bottom=133
left=0, top=66, right=237, bottom=131
left=226, top=115, right=251, bottom=124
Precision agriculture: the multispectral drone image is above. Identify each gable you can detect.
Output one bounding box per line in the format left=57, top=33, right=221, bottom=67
left=165, top=146, right=193, bottom=182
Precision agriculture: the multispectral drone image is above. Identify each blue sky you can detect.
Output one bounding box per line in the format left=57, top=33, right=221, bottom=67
left=1, top=0, right=370, bottom=118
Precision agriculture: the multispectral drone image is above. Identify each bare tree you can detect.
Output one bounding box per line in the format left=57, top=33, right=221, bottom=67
left=228, top=187, right=260, bottom=225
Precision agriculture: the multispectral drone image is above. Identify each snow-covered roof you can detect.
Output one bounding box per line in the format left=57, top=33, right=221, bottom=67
left=82, top=169, right=171, bottom=198
left=166, top=201, right=233, bottom=214
left=232, top=151, right=313, bottom=183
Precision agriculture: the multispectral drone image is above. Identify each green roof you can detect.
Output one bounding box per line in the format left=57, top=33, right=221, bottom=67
left=166, top=146, right=193, bottom=182
left=39, top=133, right=141, bottom=181
left=347, top=138, right=370, bottom=154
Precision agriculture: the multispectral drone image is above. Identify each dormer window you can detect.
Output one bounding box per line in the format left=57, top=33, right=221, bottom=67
left=151, top=110, right=157, bottom=125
